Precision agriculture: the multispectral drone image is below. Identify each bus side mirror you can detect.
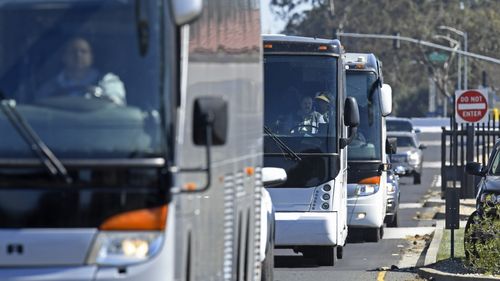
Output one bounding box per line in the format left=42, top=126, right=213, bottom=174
left=340, top=97, right=359, bottom=148
left=386, top=137, right=397, bottom=154
left=344, top=97, right=360, bottom=127
left=193, top=97, right=228, bottom=146
left=171, top=0, right=203, bottom=25
left=380, top=83, right=392, bottom=117
left=181, top=97, right=227, bottom=193
left=262, top=167, right=287, bottom=187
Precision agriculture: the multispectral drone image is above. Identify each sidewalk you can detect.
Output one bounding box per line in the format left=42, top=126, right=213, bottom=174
left=417, top=198, right=500, bottom=281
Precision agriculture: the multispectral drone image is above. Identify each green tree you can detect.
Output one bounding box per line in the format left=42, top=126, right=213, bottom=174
left=269, top=0, right=500, bottom=116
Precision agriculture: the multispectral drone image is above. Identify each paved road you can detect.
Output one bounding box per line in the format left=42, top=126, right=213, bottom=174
left=274, top=132, right=442, bottom=281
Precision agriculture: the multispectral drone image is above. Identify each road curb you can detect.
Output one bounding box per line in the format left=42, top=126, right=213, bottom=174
left=424, top=220, right=444, bottom=265
left=417, top=267, right=500, bottom=281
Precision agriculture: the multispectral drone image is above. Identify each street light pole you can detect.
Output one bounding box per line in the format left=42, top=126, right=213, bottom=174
left=464, top=32, right=468, bottom=89
left=432, top=35, right=460, bottom=117
left=438, top=26, right=468, bottom=89
left=433, top=35, right=461, bottom=92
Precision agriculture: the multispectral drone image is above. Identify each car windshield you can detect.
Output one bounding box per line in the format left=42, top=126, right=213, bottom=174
left=264, top=55, right=338, bottom=154
left=387, top=119, right=413, bottom=132
left=0, top=0, right=167, bottom=160
left=346, top=72, right=382, bottom=160
left=490, top=149, right=500, bottom=175
left=394, top=136, right=416, bottom=148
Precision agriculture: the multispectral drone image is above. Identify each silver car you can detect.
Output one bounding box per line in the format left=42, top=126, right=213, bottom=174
left=387, top=132, right=426, bottom=184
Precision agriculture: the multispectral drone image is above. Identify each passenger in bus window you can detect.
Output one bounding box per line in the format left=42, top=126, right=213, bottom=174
left=314, top=91, right=332, bottom=122
left=38, top=37, right=126, bottom=105
left=290, top=96, right=325, bottom=135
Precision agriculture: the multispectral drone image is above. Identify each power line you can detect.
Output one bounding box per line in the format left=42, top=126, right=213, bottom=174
left=338, top=32, right=500, bottom=65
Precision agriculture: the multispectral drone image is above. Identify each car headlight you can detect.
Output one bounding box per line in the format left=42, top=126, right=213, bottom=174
left=356, top=184, right=379, bottom=196
left=480, top=193, right=500, bottom=205
left=387, top=183, right=396, bottom=193
left=87, top=231, right=163, bottom=266
left=408, top=152, right=419, bottom=164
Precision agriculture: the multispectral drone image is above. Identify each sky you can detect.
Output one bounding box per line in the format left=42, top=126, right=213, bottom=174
left=260, top=0, right=313, bottom=34
left=260, top=0, right=286, bottom=34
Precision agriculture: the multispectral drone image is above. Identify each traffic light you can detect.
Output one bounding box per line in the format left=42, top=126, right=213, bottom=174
left=333, top=28, right=338, bottom=39
left=393, top=32, right=400, bottom=49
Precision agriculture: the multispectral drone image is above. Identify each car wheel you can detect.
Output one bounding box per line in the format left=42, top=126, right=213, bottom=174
left=387, top=213, right=399, bottom=227
left=413, top=172, right=421, bottom=184
left=364, top=227, right=381, bottom=242
left=464, top=211, right=480, bottom=261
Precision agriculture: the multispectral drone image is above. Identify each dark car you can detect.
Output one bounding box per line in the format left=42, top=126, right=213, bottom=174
left=387, top=131, right=426, bottom=184
left=386, top=117, right=420, bottom=134
left=385, top=156, right=404, bottom=227
left=464, top=140, right=500, bottom=262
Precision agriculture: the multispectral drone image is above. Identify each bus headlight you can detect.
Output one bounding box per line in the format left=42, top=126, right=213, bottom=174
left=356, top=184, right=379, bottom=196
left=87, top=231, right=163, bottom=266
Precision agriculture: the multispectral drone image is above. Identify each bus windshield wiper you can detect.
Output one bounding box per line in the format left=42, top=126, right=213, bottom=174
left=264, top=126, right=301, bottom=161
left=0, top=98, right=72, bottom=184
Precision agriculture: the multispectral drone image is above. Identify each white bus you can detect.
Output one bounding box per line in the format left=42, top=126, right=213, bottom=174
left=344, top=53, right=393, bottom=242
left=0, top=0, right=275, bottom=280
left=262, top=35, right=359, bottom=266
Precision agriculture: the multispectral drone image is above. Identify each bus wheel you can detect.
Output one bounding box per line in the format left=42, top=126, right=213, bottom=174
left=260, top=246, right=274, bottom=281
left=302, top=246, right=336, bottom=266
left=336, top=246, right=344, bottom=259
left=364, top=227, right=381, bottom=242
left=314, top=247, right=336, bottom=266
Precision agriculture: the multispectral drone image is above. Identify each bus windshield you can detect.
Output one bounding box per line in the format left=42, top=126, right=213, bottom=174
left=0, top=0, right=172, bottom=228
left=264, top=55, right=338, bottom=155
left=0, top=0, right=167, bottom=160
left=346, top=72, right=382, bottom=160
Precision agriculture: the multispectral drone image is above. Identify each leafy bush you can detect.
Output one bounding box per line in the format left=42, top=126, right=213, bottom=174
left=464, top=197, right=500, bottom=275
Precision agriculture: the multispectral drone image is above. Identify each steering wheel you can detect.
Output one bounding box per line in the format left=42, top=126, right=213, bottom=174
left=289, top=124, right=319, bottom=135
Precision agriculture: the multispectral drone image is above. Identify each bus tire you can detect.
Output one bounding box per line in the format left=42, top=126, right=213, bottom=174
left=260, top=245, right=274, bottom=281
left=364, top=227, right=381, bottom=242
left=302, top=246, right=336, bottom=266
left=317, top=246, right=336, bottom=266
left=336, top=245, right=344, bottom=259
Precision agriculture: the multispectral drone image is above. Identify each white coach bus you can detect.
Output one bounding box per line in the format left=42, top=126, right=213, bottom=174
left=0, top=0, right=277, bottom=280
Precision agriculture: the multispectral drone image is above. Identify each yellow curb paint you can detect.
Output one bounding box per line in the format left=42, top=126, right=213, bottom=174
left=376, top=271, right=386, bottom=281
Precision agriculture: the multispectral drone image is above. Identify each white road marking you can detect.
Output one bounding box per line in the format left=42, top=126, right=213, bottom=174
left=416, top=127, right=449, bottom=133
left=383, top=227, right=435, bottom=239
left=423, top=161, right=441, bottom=168
left=398, top=203, right=424, bottom=209
left=420, top=140, right=442, bottom=146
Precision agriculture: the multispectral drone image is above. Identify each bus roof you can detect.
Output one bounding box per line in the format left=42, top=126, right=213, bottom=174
left=345, top=53, right=380, bottom=72
left=262, top=34, right=343, bottom=55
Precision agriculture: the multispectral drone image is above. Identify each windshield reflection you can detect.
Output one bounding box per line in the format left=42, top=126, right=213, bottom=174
left=0, top=0, right=166, bottom=159
left=347, top=72, right=382, bottom=160
left=264, top=55, right=338, bottom=154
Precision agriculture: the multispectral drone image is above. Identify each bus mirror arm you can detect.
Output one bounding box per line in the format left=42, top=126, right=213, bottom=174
left=340, top=97, right=360, bottom=149
left=179, top=97, right=228, bottom=192
left=340, top=126, right=357, bottom=149
left=178, top=121, right=213, bottom=193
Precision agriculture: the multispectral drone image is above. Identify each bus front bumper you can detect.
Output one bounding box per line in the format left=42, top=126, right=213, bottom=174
left=347, top=192, right=385, bottom=228
left=274, top=212, right=338, bottom=246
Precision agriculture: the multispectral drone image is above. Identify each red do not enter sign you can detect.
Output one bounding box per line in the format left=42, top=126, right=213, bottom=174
left=455, top=90, right=488, bottom=123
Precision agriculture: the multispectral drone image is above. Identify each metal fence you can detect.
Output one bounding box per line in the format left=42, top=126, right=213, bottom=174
left=441, top=113, right=500, bottom=199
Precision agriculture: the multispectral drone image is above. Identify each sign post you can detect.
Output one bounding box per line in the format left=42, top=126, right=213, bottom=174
left=449, top=89, right=488, bottom=257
